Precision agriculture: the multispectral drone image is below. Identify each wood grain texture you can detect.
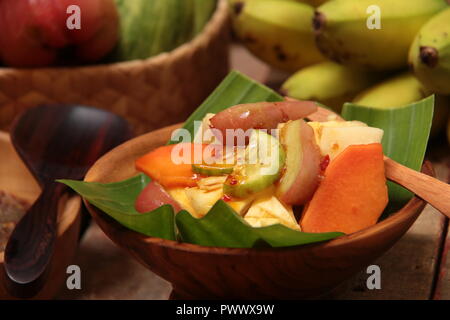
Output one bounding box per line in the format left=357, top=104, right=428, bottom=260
left=3, top=104, right=131, bottom=298
left=431, top=158, right=450, bottom=300
left=336, top=161, right=449, bottom=300
left=384, top=158, right=450, bottom=218
left=0, top=132, right=81, bottom=299
left=83, top=124, right=430, bottom=299
left=56, top=223, right=171, bottom=300
left=435, top=222, right=450, bottom=300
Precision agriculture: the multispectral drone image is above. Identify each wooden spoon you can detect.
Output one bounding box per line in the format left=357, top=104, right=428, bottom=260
left=3, top=104, right=131, bottom=298
left=307, top=106, right=450, bottom=218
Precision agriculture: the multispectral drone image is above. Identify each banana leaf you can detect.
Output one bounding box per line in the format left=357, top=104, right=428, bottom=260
left=61, top=70, right=432, bottom=248
left=169, top=70, right=282, bottom=144
left=113, top=0, right=217, bottom=61
left=177, top=201, right=341, bottom=248
left=59, top=175, right=176, bottom=240
left=342, top=96, right=434, bottom=212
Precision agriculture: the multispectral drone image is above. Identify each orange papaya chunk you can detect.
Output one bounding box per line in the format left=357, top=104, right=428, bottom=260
left=136, top=143, right=209, bottom=188
left=300, top=143, right=388, bottom=234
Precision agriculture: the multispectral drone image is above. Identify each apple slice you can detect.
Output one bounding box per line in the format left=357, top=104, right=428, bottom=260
left=276, top=119, right=321, bottom=205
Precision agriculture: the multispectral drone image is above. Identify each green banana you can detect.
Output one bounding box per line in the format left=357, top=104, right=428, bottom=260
left=409, top=8, right=450, bottom=95
left=314, top=0, right=448, bottom=71
left=281, top=61, right=381, bottom=111
left=353, top=72, right=450, bottom=137
left=230, top=0, right=325, bottom=72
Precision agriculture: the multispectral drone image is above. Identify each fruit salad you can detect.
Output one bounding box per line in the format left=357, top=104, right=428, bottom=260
left=134, top=101, right=389, bottom=235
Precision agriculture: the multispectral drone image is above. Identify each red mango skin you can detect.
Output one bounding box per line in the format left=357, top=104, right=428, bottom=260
left=0, top=0, right=119, bottom=67
left=135, top=181, right=182, bottom=214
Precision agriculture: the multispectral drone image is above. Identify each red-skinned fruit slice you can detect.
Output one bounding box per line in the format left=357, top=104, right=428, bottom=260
left=210, top=101, right=318, bottom=145
left=276, top=119, right=321, bottom=205
left=135, top=181, right=181, bottom=213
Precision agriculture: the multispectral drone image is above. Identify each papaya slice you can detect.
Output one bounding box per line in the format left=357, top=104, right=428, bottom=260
left=300, top=143, right=388, bottom=234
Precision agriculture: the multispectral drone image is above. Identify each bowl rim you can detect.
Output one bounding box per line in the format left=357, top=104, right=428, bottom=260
left=84, top=124, right=430, bottom=255
left=0, top=0, right=228, bottom=73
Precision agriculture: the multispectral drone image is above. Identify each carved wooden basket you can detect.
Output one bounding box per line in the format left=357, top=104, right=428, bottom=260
left=0, top=0, right=230, bottom=135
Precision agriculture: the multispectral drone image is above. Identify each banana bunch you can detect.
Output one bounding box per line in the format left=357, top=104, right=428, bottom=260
left=229, top=0, right=325, bottom=72
left=313, top=0, right=447, bottom=71
left=353, top=73, right=450, bottom=138
left=231, top=0, right=450, bottom=143
left=409, top=8, right=450, bottom=95
left=292, top=0, right=329, bottom=6
left=281, top=61, right=382, bottom=111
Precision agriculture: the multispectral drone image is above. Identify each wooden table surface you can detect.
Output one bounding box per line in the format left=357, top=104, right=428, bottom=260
left=57, top=46, right=450, bottom=300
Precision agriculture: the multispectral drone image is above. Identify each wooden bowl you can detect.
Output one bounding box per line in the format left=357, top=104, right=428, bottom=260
left=0, top=132, right=81, bottom=299
left=0, top=0, right=230, bottom=135
left=84, top=124, right=431, bottom=299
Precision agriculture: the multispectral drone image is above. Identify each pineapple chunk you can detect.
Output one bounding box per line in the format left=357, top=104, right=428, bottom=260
left=244, top=195, right=300, bottom=230
left=183, top=176, right=227, bottom=217
left=308, top=120, right=367, bottom=145
left=308, top=121, right=383, bottom=160
left=168, top=188, right=198, bottom=217
left=227, top=197, right=254, bottom=216
left=170, top=176, right=256, bottom=218
left=193, top=113, right=218, bottom=144
left=227, top=185, right=276, bottom=216
left=197, top=176, right=227, bottom=191
left=185, top=187, right=223, bottom=217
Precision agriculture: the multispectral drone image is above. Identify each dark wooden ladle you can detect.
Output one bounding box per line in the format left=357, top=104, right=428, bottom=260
left=3, top=104, right=131, bottom=298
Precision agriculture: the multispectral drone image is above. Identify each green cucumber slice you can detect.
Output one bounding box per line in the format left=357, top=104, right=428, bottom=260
left=224, top=130, right=285, bottom=198
left=192, top=163, right=234, bottom=176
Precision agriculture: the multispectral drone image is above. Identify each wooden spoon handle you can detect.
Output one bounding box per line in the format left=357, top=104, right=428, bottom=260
left=3, top=181, right=67, bottom=298
left=384, top=157, right=450, bottom=218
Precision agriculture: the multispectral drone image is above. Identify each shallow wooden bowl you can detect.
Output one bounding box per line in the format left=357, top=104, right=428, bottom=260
left=0, top=132, right=81, bottom=299
left=84, top=124, right=431, bottom=299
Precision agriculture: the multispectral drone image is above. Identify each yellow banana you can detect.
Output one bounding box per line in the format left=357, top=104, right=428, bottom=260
left=281, top=61, right=381, bottom=111
left=409, top=8, right=450, bottom=95
left=314, top=0, right=448, bottom=71
left=292, top=0, right=329, bottom=6
left=230, top=0, right=325, bottom=72
left=353, top=72, right=450, bottom=137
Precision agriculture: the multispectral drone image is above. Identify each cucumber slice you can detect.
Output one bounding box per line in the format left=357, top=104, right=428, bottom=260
left=224, top=130, right=285, bottom=198
left=192, top=163, right=234, bottom=176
